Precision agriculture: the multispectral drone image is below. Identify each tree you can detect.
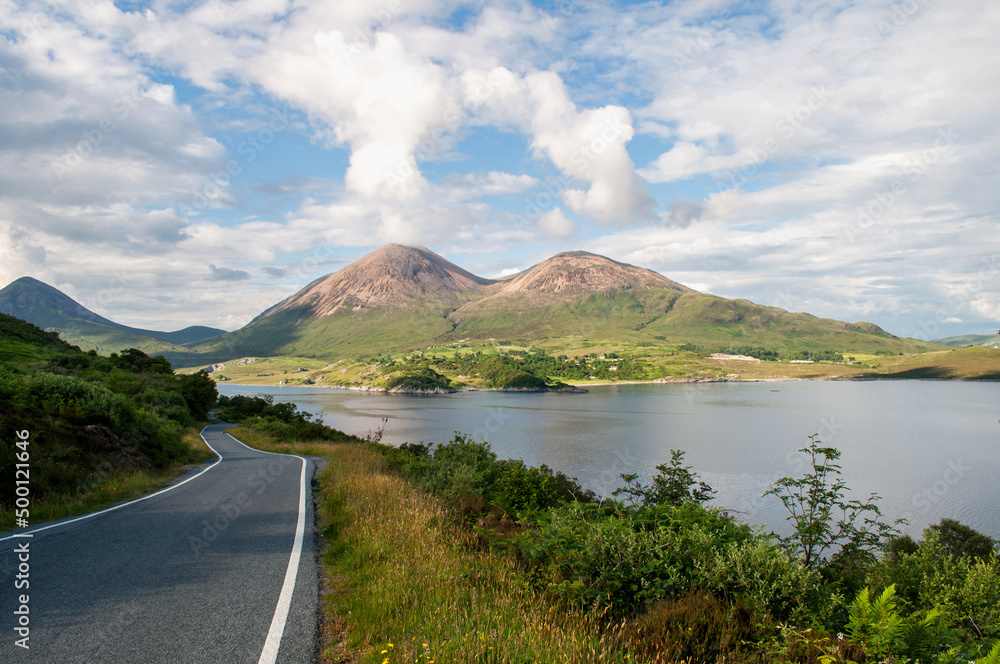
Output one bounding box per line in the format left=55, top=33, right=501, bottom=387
left=614, top=449, right=716, bottom=507
left=926, top=518, right=996, bottom=560
left=765, top=435, right=902, bottom=568
left=176, top=372, right=218, bottom=419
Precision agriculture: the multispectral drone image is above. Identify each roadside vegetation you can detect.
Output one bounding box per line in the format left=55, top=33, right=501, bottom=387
left=0, top=314, right=217, bottom=530
left=224, top=396, right=1000, bottom=664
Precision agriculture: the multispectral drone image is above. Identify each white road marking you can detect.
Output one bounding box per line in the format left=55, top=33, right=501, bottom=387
left=0, top=425, right=224, bottom=543
left=229, top=431, right=309, bottom=664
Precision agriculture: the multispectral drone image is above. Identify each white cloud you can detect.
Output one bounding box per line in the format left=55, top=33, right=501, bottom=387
left=970, top=297, right=1000, bottom=323
left=1, top=0, right=998, bottom=338
left=537, top=208, right=573, bottom=239
left=467, top=67, right=656, bottom=223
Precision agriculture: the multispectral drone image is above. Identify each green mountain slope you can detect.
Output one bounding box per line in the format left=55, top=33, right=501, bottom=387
left=0, top=313, right=217, bottom=524
left=196, top=245, right=942, bottom=362
left=0, top=276, right=225, bottom=358
left=933, top=333, right=1000, bottom=348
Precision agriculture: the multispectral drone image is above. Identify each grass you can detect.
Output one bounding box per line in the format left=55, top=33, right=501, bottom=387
left=229, top=427, right=640, bottom=664
left=177, top=355, right=333, bottom=384
left=189, top=345, right=1000, bottom=390
left=0, top=428, right=216, bottom=532
left=871, top=346, right=1000, bottom=379
left=182, top=285, right=946, bottom=366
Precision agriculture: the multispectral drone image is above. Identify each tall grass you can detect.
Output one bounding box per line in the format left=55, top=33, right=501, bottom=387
left=230, top=428, right=639, bottom=664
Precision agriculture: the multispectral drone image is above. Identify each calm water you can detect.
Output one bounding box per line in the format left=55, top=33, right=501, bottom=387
left=218, top=380, right=1000, bottom=539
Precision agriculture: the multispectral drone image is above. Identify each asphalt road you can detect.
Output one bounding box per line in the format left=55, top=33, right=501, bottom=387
left=1, top=420, right=321, bottom=663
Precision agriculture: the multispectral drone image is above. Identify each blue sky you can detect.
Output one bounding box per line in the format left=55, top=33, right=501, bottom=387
left=1, top=0, right=998, bottom=342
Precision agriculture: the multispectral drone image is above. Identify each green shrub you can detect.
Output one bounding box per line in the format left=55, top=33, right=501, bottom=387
left=765, top=435, right=901, bottom=569
left=626, top=590, right=762, bottom=664
left=698, top=538, right=822, bottom=624
left=384, top=366, right=452, bottom=391
left=497, top=372, right=548, bottom=389
left=425, top=434, right=499, bottom=500
left=512, top=499, right=813, bottom=622
left=928, top=518, right=997, bottom=560
left=614, top=449, right=715, bottom=507
left=868, top=527, right=1000, bottom=645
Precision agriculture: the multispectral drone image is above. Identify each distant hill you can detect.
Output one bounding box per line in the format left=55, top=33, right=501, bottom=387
left=0, top=276, right=225, bottom=358
left=194, top=244, right=943, bottom=361
left=933, top=333, right=1000, bottom=348
left=257, top=243, right=492, bottom=319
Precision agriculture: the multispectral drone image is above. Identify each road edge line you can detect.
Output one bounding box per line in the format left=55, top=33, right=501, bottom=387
left=226, top=429, right=309, bottom=664
left=0, top=425, right=224, bottom=543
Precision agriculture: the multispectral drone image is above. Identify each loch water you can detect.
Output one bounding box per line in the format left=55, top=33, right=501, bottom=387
left=219, top=380, right=1000, bottom=539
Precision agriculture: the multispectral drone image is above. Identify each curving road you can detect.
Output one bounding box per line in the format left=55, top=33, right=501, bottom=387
left=1, top=419, right=320, bottom=663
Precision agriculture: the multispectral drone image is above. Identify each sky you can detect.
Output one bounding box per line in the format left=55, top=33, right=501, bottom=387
left=1, top=0, right=997, bottom=341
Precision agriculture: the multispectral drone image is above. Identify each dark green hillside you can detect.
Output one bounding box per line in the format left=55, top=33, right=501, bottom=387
left=639, top=292, right=933, bottom=354
left=195, top=304, right=459, bottom=361
left=443, top=290, right=937, bottom=357
left=0, top=314, right=216, bottom=527
left=933, top=333, right=1000, bottom=348
left=201, top=289, right=937, bottom=364
left=0, top=276, right=224, bottom=360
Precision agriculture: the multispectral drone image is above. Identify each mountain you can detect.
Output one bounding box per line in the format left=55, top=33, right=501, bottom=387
left=257, top=244, right=493, bottom=320
left=461, top=250, right=692, bottom=310
left=196, top=244, right=941, bottom=361
left=933, top=333, right=1000, bottom=348
left=0, top=276, right=225, bottom=357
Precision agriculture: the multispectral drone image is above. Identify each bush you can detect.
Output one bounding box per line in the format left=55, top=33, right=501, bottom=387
left=613, top=449, right=715, bottom=507
left=511, top=498, right=814, bottom=623
left=497, top=372, right=548, bottom=389
left=698, top=538, right=822, bottom=624
left=626, top=590, right=761, bottom=664
left=868, top=525, right=1000, bottom=644
left=765, top=435, right=901, bottom=569
left=177, top=371, right=218, bottom=418
left=384, top=365, right=452, bottom=391
left=928, top=518, right=997, bottom=560
left=423, top=434, right=499, bottom=500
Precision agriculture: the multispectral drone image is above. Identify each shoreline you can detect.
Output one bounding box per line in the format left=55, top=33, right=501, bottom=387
left=217, top=375, right=839, bottom=392
left=214, top=368, right=998, bottom=392
left=217, top=382, right=591, bottom=393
